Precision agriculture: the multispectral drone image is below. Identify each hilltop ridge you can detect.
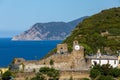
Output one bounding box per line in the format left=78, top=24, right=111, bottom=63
left=46, top=7, right=120, bottom=58
left=63, top=7, right=120, bottom=55
left=12, top=16, right=88, bottom=40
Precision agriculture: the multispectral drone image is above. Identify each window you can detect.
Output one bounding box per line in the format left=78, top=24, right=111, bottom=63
left=60, top=48, right=64, bottom=54
left=93, top=61, right=97, bottom=65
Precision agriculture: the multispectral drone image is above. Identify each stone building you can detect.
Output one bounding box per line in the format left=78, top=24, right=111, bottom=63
left=57, top=43, right=68, bottom=54
left=72, top=40, right=84, bottom=59
left=86, top=49, right=119, bottom=68
left=9, top=58, right=25, bottom=71
left=101, top=30, right=109, bottom=37
left=10, top=59, right=50, bottom=72
left=10, top=40, right=88, bottom=72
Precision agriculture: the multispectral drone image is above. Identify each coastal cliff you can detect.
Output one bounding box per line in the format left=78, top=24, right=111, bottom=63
left=12, top=16, right=88, bottom=40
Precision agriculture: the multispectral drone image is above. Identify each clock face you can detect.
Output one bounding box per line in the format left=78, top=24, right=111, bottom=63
left=74, top=45, right=80, bottom=50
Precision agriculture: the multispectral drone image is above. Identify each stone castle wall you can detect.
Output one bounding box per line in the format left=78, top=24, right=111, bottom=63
left=39, top=49, right=90, bottom=70
left=60, top=70, right=90, bottom=80
left=57, top=43, right=68, bottom=54
left=14, top=71, right=90, bottom=80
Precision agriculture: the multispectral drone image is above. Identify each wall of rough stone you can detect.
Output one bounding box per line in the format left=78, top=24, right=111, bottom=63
left=39, top=49, right=90, bottom=71
left=14, top=71, right=90, bottom=80
left=14, top=72, right=35, bottom=80
left=13, top=41, right=91, bottom=74
left=57, top=43, right=68, bottom=54
left=60, top=71, right=90, bottom=80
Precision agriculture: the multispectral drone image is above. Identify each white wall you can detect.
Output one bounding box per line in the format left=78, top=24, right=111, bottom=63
left=91, top=59, right=118, bottom=68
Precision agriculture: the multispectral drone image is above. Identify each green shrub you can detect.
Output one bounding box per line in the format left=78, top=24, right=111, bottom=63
left=2, top=71, right=14, bottom=80
left=32, top=67, right=60, bottom=80
left=90, top=69, right=101, bottom=79
left=98, top=75, right=114, bottom=80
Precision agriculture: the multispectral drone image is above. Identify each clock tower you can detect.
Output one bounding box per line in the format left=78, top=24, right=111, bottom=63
left=72, top=40, right=84, bottom=59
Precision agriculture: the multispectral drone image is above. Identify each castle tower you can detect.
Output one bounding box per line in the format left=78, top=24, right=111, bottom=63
left=73, top=40, right=79, bottom=51
left=57, top=43, right=68, bottom=54
left=72, top=40, right=84, bottom=59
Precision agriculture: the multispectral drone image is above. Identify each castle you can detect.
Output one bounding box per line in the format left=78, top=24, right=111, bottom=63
left=10, top=41, right=120, bottom=72
left=10, top=40, right=120, bottom=72
left=8, top=40, right=120, bottom=80
left=10, top=40, right=89, bottom=72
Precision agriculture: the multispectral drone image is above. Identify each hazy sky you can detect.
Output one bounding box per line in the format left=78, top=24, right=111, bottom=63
left=0, top=0, right=120, bottom=37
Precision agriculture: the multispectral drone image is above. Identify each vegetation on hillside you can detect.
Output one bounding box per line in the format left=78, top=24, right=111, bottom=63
left=44, top=7, right=120, bottom=58
left=63, top=7, right=120, bottom=54
left=90, top=64, right=120, bottom=80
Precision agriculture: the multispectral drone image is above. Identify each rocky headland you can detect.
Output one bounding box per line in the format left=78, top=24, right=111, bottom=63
left=12, top=16, right=88, bottom=40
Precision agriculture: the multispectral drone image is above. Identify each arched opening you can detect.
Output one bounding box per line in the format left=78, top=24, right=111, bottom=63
left=93, top=61, right=97, bottom=66
left=60, top=47, right=64, bottom=54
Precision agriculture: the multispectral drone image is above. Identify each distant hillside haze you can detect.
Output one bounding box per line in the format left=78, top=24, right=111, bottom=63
left=12, top=16, right=88, bottom=40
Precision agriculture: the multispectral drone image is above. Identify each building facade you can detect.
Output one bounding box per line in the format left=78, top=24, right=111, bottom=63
left=87, top=49, right=119, bottom=68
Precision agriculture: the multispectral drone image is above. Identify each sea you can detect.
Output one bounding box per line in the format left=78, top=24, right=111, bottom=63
left=0, top=38, right=62, bottom=67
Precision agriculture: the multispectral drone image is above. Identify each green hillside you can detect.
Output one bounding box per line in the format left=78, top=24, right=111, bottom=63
left=44, top=7, right=120, bottom=58
left=63, top=7, right=120, bottom=54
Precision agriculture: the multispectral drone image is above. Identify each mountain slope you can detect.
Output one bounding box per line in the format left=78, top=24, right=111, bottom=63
left=45, top=7, right=120, bottom=58
left=63, top=7, right=120, bottom=54
left=12, top=16, right=88, bottom=40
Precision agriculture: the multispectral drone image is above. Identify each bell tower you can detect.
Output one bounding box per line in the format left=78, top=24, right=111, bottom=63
left=72, top=40, right=84, bottom=59
left=73, top=40, right=79, bottom=51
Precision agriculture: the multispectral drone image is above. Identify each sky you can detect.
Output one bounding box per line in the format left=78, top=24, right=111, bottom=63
left=0, top=0, right=120, bottom=37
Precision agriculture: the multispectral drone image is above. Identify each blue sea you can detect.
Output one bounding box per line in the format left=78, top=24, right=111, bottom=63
left=0, top=38, right=62, bottom=67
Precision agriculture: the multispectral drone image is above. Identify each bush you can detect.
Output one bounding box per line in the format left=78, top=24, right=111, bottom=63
left=32, top=67, right=60, bottom=80
left=98, top=75, right=114, bottom=80
left=31, top=73, right=45, bottom=80
left=110, top=68, right=120, bottom=77
left=2, top=71, right=14, bottom=80
left=81, top=78, right=90, bottom=80
left=90, top=64, right=120, bottom=79
left=50, top=59, right=54, bottom=66
left=90, top=69, right=101, bottom=79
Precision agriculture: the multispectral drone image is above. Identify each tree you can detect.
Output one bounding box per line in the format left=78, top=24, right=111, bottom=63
left=2, top=71, right=14, bottom=80
left=31, top=67, right=59, bottom=80
left=40, top=67, right=59, bottom=79
left=100, top=64, right=113, bottom=76
left=31, top=73, right=45, bottom=80
left=90, top=69, right=101, bottom=79
left=110, top=68, right=120, bottom=77
left=50, top=59, right=54, bottom=66
left=98, top=75, right=114, bottom=80
left=90, top=64, right=120, bottom=80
